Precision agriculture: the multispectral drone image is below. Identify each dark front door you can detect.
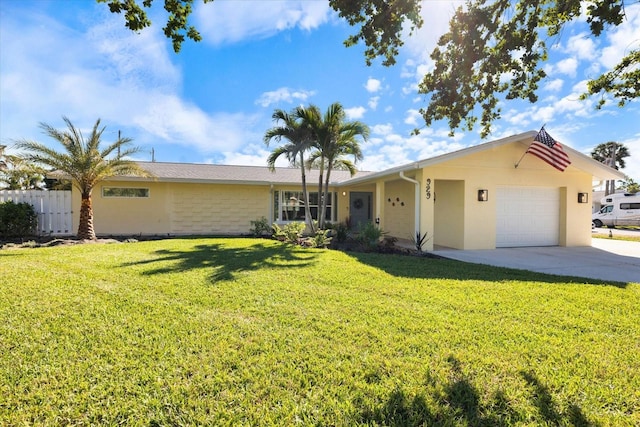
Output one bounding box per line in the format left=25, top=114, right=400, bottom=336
left=349, top=192, right=373, bottom=229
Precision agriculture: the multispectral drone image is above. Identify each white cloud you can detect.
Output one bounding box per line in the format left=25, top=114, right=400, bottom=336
left=345, top=106, right=366, bottom=119
left=598, top=4, right=640, bottom=69
left=255, top=88, right=316, bottom=107
left=365, top=78, right=382, bottom=93
left=0, top=6, right=262, bottom=156
left=372, top=123, right=393, bottom=136
left=402, top=1, right=460, bottom=62
left=133, top=96, right=262, bottom=153
left=404, top=109, right=422, bottom=126
left=194, top=0, right=331, bottom=45
left=222, top=144, right=274, bottom=167
left=544, top=78, right=564, bottom=92
left=565, top=33, right=598, bottom=61
left=618, top=132, right=640, bottom=181
left=368, top=96, right=380, bottom=110
left=555, top=57, right=578, bottom=77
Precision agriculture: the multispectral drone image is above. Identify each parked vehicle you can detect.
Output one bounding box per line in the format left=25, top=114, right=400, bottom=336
left=592, top=193, right=640, bottom=227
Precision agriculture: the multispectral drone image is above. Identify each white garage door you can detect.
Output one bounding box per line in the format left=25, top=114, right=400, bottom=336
left=496, top=187, right=560, bottom=247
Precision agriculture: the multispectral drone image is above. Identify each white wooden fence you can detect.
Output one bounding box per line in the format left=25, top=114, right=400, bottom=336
left=0, top=190, right=73, bottom=236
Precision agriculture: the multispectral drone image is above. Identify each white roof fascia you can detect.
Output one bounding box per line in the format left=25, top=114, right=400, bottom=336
left=340, top=131, right=538, bottom=186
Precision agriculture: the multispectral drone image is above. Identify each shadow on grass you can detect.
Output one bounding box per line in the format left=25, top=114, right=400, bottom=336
left=346, top=252, right=626, bottom=287
left=358, top=356, right=598, bottom=426
left=122, top=241, right=318, bottom=283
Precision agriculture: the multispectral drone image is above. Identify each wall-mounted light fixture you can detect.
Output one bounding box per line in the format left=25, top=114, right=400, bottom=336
left=342, top=191, right=347, bottom=196
left=578, top=192, right=588, bottom=204
left=478, top=189, right=489, bottom=202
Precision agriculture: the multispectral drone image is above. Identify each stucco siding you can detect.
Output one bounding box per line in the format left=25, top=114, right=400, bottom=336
left=383, top=179, right=415, bottom=240
left=424, top=141, right=593, bottom=249
left=77, top=181, right=270, bottom=236
left=170, top=183, right=269, bottom=234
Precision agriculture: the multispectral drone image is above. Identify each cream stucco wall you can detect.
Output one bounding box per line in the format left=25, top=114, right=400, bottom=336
left=75, top=181, right=271, bottom=236
left=383, top=179, right=416, bottom=240
left=423, top=142, right=592, bottom=249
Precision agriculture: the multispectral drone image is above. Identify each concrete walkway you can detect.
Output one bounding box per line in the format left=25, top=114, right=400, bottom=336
left=434, top=239, right=640, bottom=284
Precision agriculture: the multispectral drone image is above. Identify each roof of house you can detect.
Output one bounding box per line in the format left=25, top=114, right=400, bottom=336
left=111, top=161, right=373, bottom=186
left=342, top=131, right=625, bottom=185
left=90, top=131, right=625, bottom=187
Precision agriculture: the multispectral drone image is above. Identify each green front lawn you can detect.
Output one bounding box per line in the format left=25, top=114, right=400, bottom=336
left=1, top=238, right=638, bottom=425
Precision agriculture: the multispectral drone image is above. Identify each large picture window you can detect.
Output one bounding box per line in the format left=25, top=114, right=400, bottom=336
left=102, top=187, right=149, bottom=198
left=273, top=190, right=335, bottom=222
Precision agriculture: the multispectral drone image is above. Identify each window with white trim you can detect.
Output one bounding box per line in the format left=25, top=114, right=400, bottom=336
left=102, top=187, right=149, bottom=198
left=273, top=190, right=335, bottom=222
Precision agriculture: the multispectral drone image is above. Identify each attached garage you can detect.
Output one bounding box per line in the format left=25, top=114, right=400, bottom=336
left=496, top=186, right=560, bottom=247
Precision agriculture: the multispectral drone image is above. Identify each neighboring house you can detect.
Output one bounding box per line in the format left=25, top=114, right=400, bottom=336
left=76, top=131, right=623, bottom=250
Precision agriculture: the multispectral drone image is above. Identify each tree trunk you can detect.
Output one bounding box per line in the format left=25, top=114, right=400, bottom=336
left=321, top=167, right=332, bottom=230
left=299, top=154, right=315, bottom=234
left=317, top=166, right=324, bottom=229
left=77, top=194, right=96, bottom=240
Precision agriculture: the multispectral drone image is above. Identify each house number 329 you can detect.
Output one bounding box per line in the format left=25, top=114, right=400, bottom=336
left=425, top=178, right=431, bottom=199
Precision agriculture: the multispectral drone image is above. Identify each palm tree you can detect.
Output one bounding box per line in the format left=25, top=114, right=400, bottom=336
left=591, top=142, right=630, bottom=195
left=16, top=117, right=150, bottom=240
left=264, top=109, right=315, bottom=232
left=0, top=155, right=46, bottom=190
left=0, top=145, right=8, bottom=173
left=299, top=103, right=369, bottom=229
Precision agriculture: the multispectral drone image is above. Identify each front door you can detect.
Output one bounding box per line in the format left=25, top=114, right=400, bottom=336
left=349, top=192, right=373, bottom=229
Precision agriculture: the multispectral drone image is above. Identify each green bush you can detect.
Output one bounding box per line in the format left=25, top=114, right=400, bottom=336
left=0, top=201, right=38, bottom=238
left=249, top=216, right=271, bottom=237
left=355, top=221, right=385, bottom=252
left=272, top=222, right=306, bottom=245
left=304, top=229, right=333, bottom=249
left=333, top=222, right=350, bottom=243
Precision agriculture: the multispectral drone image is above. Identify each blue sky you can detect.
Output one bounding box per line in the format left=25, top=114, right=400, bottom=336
left=1, top=0, right=639, bottom=182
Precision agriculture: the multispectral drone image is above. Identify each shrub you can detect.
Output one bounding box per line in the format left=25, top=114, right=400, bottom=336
left=249, top=216, right=271, bottom=237
left=272, top=222, right=306, bottom=245
left=355, top=221, right=385, bottom=252
left=0, top=201, right=38, bottom=238
left=333, top=222, right=350, bottom=243
left=304, top=229, right=333, bottom=249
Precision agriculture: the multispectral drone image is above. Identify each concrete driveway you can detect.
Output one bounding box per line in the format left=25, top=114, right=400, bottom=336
left=434, top=239, right=640, bottom=284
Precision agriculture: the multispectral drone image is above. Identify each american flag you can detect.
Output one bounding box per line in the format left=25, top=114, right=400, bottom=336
left=526, top=127, right=571, bottom=172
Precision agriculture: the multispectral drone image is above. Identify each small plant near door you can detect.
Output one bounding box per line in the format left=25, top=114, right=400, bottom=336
left=355, top=221, right=385, bottom=252
left=411, top=230, right=432, bottom=253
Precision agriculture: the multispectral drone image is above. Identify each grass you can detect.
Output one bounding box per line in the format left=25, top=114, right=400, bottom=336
left=1, top=238, right=638, bottom=426
left=593, top=233, right=640, bottom=242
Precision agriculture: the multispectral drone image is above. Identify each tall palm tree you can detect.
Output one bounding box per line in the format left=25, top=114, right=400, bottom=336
left=264, top=109, right=315, bottom=232
left=591, top=142, right=630, bottom=195
left=299, top=103, right=369, bottom=229
left=16, top=117, right=150, bottom=240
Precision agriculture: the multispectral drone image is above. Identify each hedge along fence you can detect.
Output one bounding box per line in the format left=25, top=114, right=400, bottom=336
left=0, top=201, right=38, bottom=238
left=0, top=190, right=72, bottom=236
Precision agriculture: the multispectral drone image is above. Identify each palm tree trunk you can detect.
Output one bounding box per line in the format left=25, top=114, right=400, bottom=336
left=317, top=157, right=327, bottom=229
left=321, top=167, right=332, bottom=229
left=78, top=194, right=96, bottom=240
left=299, top=154, right=315, bottom=234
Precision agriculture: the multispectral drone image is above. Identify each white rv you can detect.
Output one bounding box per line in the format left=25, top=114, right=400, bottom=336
left=592, top=193, right=640, bottom=227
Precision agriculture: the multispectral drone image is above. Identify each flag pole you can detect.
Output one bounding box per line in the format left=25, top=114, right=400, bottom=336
left=514, top=151, right=528, bottom=168
left=516, top=125, right=546, bottom=168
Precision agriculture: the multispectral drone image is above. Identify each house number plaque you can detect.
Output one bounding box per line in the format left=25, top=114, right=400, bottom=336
left=425, top=178, right=432, bottom=199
